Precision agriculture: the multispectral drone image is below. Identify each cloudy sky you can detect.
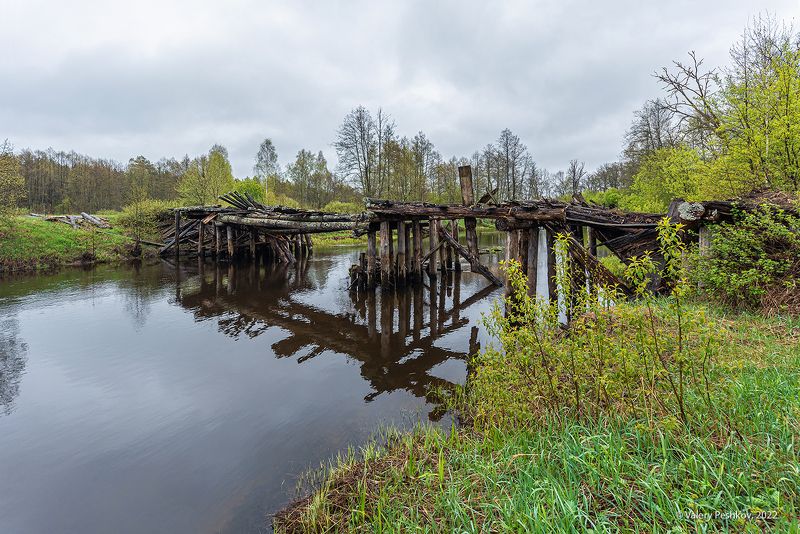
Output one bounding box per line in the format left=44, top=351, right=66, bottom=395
left=3, top=0, right=799, bottom=177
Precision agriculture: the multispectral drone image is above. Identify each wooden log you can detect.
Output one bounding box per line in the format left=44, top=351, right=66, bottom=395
left=437, top=220, right=447, bottom=272
left=698, top=224, right=711, bottom=256
left=518, top=229, right=528, bottom=273
left=527, top=227, right=539, bottom=297
left=458, top=165, right=480, bottom=257
left=366, top=198, right=566, bottom=222
left=437, top=226, right=502, bottom=286
left=397, top=221, right=407, bottom=285
left=250, top=229, right=258, bottom=258
left=226, top=225, right=235, bottom=257
left=412, top=220, right=423, bottom=278
left=367, top=231, right=377, bottom=288
left=380, top=221, right=391, bottom=286
left=444, top=222, right=453, bottom=271
left=216, top=214, right=359, bottom=233
left=428, top=218, right=439, bottom=277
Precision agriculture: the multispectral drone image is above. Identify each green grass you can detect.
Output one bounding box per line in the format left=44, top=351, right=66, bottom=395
left=0, top=215, right=135, bottom=273
left=312, top=231, right=368, bottom=248
left=275, top=307, right=800, bottom=533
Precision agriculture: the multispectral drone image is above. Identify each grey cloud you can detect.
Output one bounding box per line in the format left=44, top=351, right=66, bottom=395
left=2, top=0, right=798, bottom=176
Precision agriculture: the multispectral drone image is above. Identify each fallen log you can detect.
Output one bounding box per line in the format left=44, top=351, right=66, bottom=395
left=216, top=214, right=359, bottom=234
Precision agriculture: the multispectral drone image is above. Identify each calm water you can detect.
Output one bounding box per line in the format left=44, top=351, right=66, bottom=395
left=0, top=235, right=504, bottom=533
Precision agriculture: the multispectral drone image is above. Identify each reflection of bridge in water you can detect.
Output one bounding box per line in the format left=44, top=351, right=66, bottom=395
left=173, top=257, right=499, bottom=414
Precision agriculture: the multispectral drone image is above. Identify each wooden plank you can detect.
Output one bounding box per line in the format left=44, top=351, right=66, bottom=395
left=197, top=222, right=205, bottom=257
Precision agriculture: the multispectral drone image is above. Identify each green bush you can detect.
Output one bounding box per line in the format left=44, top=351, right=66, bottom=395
left=118, top=199, right=174, bottom=241
left=475, top=221, right=717, bottom=429
left=692, top=204, right=800, bottom=313
left=322, top=200, right=363, bottom=214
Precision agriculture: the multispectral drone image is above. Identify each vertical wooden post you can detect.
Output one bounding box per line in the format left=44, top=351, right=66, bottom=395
left=437, top=220, right=447, bottom=272
left=404, top=223, right=412, bottom=279
left=698, top=224, right=711, bottom=256
left=197, top=222, right=205, bottom=257
left=367, top=230, right=377, bottom=288
left=588, top=227, right=597, bottom=257
left=174, top=210, right=181, bottom=257
left=504, top=230, right=519, bottom=297
left=458, top=165, right=479, bottom=257
left=413, top=220, right=423, bottom=279
left=380, top=221, right=391, bottom=287
left=518, top=229, right=528, bottom=273
left=527, top=227, right=539, bottom=297
left=226, top=225, right=235, bottom=258
left=451, top=219, right=462, bottom=272
left=214, top=223, right=221, bottom=259
left=444, top=221, right=453, bottom=272
left=546, top=228, right=557, bottom=304
left=428, top=218, right=439, bottom=277
left=396, top=221, right=407, bottom=285
left=250, top=229, right=257, bottom=258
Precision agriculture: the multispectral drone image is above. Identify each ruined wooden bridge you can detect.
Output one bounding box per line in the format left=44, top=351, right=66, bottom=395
left=161, top=165, right=768, bottom=300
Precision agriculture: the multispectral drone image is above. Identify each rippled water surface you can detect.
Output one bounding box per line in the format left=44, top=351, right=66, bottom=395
left=0, top=235, right=504, bottom=533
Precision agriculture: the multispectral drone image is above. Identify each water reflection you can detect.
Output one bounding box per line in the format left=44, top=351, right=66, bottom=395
left=175, top=257, right=496, bottom=417
left=0, top=315, right=27, bottom=415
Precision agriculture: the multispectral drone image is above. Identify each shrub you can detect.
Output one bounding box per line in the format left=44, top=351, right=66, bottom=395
left=322, top=200, right=362, bottom=214
left=473, top=220, right=718, bottom=430
left=118, top=199, right=174, bottom=241
left=692, top=204, right=800, bottom=314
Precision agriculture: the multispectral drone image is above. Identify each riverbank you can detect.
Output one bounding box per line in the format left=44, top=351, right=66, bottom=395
left=0, top=215, right=150, bottom=274
left=274, top=297, right=800, bottom=532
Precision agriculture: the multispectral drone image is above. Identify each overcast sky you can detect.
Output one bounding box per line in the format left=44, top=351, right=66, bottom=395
left=3, top=0, right=799, bottom=177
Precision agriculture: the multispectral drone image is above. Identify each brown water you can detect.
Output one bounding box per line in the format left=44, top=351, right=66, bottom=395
left=0, top=234, right=504, bottom=533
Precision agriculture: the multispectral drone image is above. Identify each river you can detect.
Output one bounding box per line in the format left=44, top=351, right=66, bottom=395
left=0, top=233, right=504, bottom=533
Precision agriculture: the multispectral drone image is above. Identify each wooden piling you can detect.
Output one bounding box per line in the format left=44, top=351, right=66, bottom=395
left=226, top=225, right=235, bottom=258
left=458, top=165, right=479, bottom=257
left=197, top=222, right=205, bottom=257
left=428, top=218, right=439, bottom=277
left=546, top=228, right=557, bottom=304
left=174, top=210, right=181, bottom=257
left=527, top=227, right=539, bottom=297
left=437, top=220, right=447, bottom=272
left=504, top=230, right=519, bottom=297
left=367, top=231, right=377, bottom=288
left=380, top=221, right=391, bottom=287
left=412, top=221, right=423, bottom=278
left=396, top=221, right=407, bottom=285
left=404, top=223, right=412, bottom=279
left=451, top=220, right=462, bottom=272
left=587, top=227, right=597, bottom=257
left=214, top=223, right=221, bottom=258
left=250, top=229, right=257, bottom=258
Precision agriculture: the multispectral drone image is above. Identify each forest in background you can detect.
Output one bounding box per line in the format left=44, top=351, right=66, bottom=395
left=1, top=15, right=798, bottom=218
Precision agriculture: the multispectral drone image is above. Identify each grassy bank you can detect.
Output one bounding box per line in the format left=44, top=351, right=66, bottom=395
left=275, top=276, right=800, bottom=531
left=311, top=230, right=367, bottom=248
left=0, top=215, right=142, bottom=273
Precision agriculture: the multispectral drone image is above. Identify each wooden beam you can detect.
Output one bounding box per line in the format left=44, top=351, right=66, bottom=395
left=174, top=210, right=181, bottom=257
left=428, top=218, right=439, bottom=277
left=546, top=228, right=557, bottom=304
left=413, top=221, right=423, bottom=278
left=197, top=222, right=205, bottom=257
left=226, top=225, right=235, bottom=257
left=438, top=226, right=503, bottom=287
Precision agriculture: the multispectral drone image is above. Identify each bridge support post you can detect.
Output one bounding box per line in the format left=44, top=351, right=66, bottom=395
left=546, top=228, right=557, bottom=305
left=397, top=221, right=407, bottom=285
left=367, top=230, right=377, bottom=288
left=197, top=222, right=205, bottom=257
left=527, top=227, right=539, bottom=297
left=412, top=221, right=422, bottom=279
left=428, top=218, right=439, bottom=277
left=380, top=221, right=392, bottom=287
left=458, top=165, right=479, bottom=257
left=226, top=225, right=235, bottom=258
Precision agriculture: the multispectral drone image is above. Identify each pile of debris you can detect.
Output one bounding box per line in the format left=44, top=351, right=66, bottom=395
left=31, top=212, right=112, bottom=229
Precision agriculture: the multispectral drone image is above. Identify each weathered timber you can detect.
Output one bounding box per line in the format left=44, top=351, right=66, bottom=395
left=437, top=226, right=503, bottom=286
left=366, top=198, right=566, bottom=222
left=527, top=227, right=539, bottom=297
left=367, top=231, right=377, bottom=288
left=451, top=220, right=462, bottom=272
left=546, top=228, right=557, bottom=304
left=458, top=165, right=480, bottom=257
left=216, top=214, right=362, bottom=234
left=380, top=221, right=392, bottom=286
left=412, top=221, right=423, bottom=278
left=226, top=226, right=235, bottom=257
left=428, top=218, right=439, bottom=276
left=397, top=221, right=407, bottom=284
left=197, top=222, right=205, bottom=256
left=174, top=210, right=181, bottom=257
